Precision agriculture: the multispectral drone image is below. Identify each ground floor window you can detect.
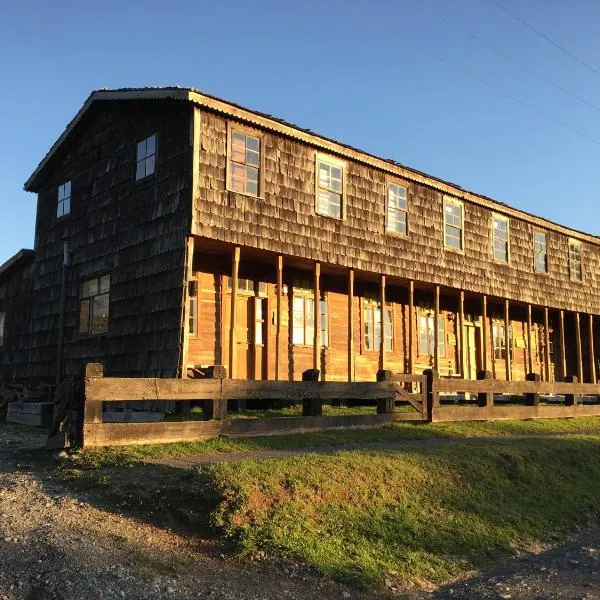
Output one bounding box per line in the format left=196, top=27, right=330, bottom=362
left=80, top=275, right=110, bottom=335
left=292, top=280, right=328, bottom=346
left=363, top=299, right=393, bottom=351
left=492, top=322, right=513, bottom=360
left=418, top=314, right=445, bottom=357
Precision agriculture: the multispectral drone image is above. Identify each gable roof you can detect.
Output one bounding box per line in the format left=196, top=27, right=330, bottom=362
left=23, top=86, right=600, bottom=246
left=0, top=249, right=35, bottom=283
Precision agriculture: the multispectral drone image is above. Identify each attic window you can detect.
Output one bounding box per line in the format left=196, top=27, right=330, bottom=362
left=316, top=156, right=344, bottom=219
left=57, top=181, right=71, bottom=218
left=136, top=133, right=156, bottom=180
left=569, top=239, right=583, bottom=281
left=229, top=129, right=261, bottom=196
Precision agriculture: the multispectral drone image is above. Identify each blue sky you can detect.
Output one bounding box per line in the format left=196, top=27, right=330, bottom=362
left=1, top=0, right=599, bottom=264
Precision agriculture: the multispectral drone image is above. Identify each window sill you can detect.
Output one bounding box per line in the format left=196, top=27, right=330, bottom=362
left=385, top=229, right=409, bottom=239
left=315, top=210, right=344, bottom=221
left=227, top=189, right=263, bottom=201
left=443, top=245, right=465, bottom=255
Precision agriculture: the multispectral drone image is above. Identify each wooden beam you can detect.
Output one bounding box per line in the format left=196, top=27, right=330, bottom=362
left=180, top=236, right=195, bottom=378
left=379, top=274, right=386, bottom=371
left=482, top=295, right=488, bottom=373
left=575, top=312, right=583, bottom=382
left=348, top=269, right=354, bottom=382
left=457, top=291, right=464, bottom=377
left=504, top=299, right=511, bottom=381
left=434, top=285, right=440, bottom=372
left=589, top=314, right=596, bottom=383
left=527, top=304, right=533, bottom=374
left=544, top=307, right=551, bottom=382
left=313, top=262, right=321, bottom=372
left=408, top=280, right=414, bottom=374
left=559, top=310, right=567, bottom=381
left=275, top=255, right=283, bottom=381
left=228, top=246, right=240, bottom=379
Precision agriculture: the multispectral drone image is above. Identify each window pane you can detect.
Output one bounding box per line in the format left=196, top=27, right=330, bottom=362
left=146, top=134, right=156, bottom=156
left=145, top=154, right=155, bottom=176
left=364, top=306, right=373, bottom=351
left=100, top=274, right=111, bottom=293
left=137, top=139, right=146, bottom=160
left=189, top=298, right=197, bottom=335
left=293, top=297, right=305, bottom=344
left=384, top=308, right=393, bottom=352
left=319, top=163, right=330, bottom=187
left=231, top=163, right=246, bottom=192
left=374, top=309, right=382, bottom=350
left=83, top=279, right=98, bottom=298
left=79, top=299, right=90, bottom=334
left=419, top=316, right=428, bottom=355
left=437, top=320, right=445, bottom=357
left=231, top=132, right=246, bottom=163
left=92, top=294, right=109, bottom=334
left=305, top=298, right=315, bottom=345
left=136, top=160, right=146, bottom=181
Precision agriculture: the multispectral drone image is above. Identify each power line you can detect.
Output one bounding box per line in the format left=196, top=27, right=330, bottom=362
left=335, top=0, right=600, bottom=146
left=421, top=0, right=600, bottom=115
left=487, top=0, right=600, bottom=80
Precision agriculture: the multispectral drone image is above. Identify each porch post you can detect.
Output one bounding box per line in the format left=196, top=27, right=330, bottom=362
left=504, top=299, right=511, bottom=381
left=575, top=312, right=583, bottom=382
left=348, top=268, right=354, bottom=382
left=275, top=254, right=283, bottom=381
left=458, top=290, right=465, bottom=378
left=434, top=285, right=440, bottom=372
left=313, top=262, right=321, bottom=372
left=408, top=280, right=414, bottom=374
left=482, top=294, right=488, bottom=373
left=527, top=304, right=533, bottom=374
left=180, top=235, right=195, bottom=378
left=544, top=307, right=551, bottom=382
left=379, top=274, right=386, bottom=371
left=229, top=246, right=240, bottom=379
left=589, top=314, right=596, bottom=383
left=559, top=309, right=567, bottom=380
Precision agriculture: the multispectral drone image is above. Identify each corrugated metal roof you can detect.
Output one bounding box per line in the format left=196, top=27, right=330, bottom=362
left=23, top=86, right=600, bottom=244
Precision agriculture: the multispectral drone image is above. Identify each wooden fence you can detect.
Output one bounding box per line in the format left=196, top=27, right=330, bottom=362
left=51, top=364, right=600, bottom=448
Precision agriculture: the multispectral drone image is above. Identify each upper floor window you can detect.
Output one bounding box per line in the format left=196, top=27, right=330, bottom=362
left=316, top=156, right=344, bottom=219
left=534, top=231, right=548, bottom=273
left=229, top=129, right=261, bottom=196
left=57, top=181, right=71, bottom=218
left=443, top=197, right=463, bottom=250
left=569, top=239, right=583, bottom=281
left=80, top=274, right=110, bottom=336
left=136, top=133, right=156, bottom=180
left=363, top=295, right=393, bottom=352
left=492, top=215, right=509, bottom=262
left=418, top=314, right=445, bottom=357
left=292, top=279, right=328, bottom=347
left=492, top=322, right=513, bottom=361
left=386, top=183, right=408, bottom=235
left=0, top=312, right=5, bottom=346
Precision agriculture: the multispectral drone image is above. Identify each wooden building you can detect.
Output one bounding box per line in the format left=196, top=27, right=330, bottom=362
left=0, top=87, right=598, bottom=387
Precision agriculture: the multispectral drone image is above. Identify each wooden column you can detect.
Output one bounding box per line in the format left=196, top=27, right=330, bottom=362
left=589, top=314, right=596, bottom=383
left=543, top=307, right=551, bottom=382
left=379, top=275, right=386, bottom=371
left=458, top=291, right=465, bottom=377
left=348, top=269, right=354, bottom=382
left=434, top=285, right=440, bottom=372
left=481, top=295, right=488, bottom=373
left=313, top=262, right=321, bottom=372
left=526, top=304, right=533, bottom=374
left=408, top=280, right=414, bottom=374
left=180, top=236, right=195, bottom=378
left=559, top=309, right=567, bottom=380
left=504, top=299, right=511, bottom=381
left=275, top=255, right=283, bottom=381
left=228, top=246, right=240, bottom=379
left=575, top=312, right=583, bottom=382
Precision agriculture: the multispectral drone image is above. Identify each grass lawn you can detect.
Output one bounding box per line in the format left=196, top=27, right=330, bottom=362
left=57, top=418, right=600, bottom=591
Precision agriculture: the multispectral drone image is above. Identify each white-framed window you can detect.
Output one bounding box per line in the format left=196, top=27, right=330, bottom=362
left=492, top=214, right=509, bottom=262
left=57, top=180, right=71, bottom=218
left=225, top=277, right=267, bottom=296
left=79, top=274, right=110, bottom=335
left=492, top=322, right=513, bottom=361
left=0, top=312, right=5, bottom=346
left=229, top=129, right=261, bottom=196
left=136, top=133, right=156, bottom=180
left=418, top=314, right=445, bottom=357
left=292, top=280, right=328, bottom=346
left=363, top=297, right=393, bottom=352
left=316, top=155, right=344, bottom=219
left=534, top=231, right=548, bottom=273
left=569, top=239, right=583, bottom=281
left=386, top=182, right=408, bottom=235
left=443, top=197, right=463, bottom=250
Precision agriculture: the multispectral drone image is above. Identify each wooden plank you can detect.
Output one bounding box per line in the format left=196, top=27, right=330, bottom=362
left=180, top=235, right=195, bottom=377
left=576, top=312, right=583, bottom=382
left=544, top=307, right=551, bottom=382
left=395, top=386, right=423, bottom=412
left=434, top=285, right=440, bottom=372
left=504, top=299, right=511, bottom=381
left=348, top=268, right=354, bottom=382
left=276, top=254, right=283, bottom=381
left=559, top=309, right=567, bottom=380
left=229, top=246, right=240, bottom=379
left=392, top=373, right=427, bottom=383
left=589, top=314, right=596, bottom=383
left=379, top=274, right=386, bottom=371
left=408, top=280, right=414, bottom=375
left=314, top=261, right=321, bottom=372
left=433, top=376, right=600, bottom=395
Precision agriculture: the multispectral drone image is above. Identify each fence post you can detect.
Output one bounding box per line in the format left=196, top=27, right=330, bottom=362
left=423, top=369, right=438, bottom=422
left=83, top=363, right=104, bottom=425
left=203, top=365, right=228, bottom=420
left=302, top=369, right=322, bottom=417
left=477, top=370, right=493, bottom=407
left=564, top=375, right=579, bottom=406
left=376, top=370, right=395, bottom=414
left=525, top=372, right=541, bottom=406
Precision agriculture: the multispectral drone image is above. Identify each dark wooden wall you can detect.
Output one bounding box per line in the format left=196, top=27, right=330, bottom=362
left=21, top=100, right=193, bottom=382
left=193, top=109, right=600, bottom=316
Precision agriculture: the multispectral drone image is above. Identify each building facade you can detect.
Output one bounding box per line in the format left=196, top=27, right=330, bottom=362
left=0, top=88, right=598, bottom=386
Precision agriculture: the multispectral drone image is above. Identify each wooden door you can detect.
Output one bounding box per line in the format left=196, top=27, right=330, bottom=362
left=234, top=296, right=251, bottom=380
